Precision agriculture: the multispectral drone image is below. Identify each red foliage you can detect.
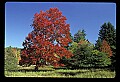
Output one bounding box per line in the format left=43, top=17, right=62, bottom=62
left=20, top=8, right=73, bottom=67
left=100, top=39, right=112, bottom=57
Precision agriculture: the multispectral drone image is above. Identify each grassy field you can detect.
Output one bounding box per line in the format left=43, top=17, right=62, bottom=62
left=4, top=66, right=115, bottom=78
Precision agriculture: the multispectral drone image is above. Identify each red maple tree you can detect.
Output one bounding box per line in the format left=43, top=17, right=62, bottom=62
left=100, top=39, right=112, bottom=57
left=19, top=8, right=73, bottom=70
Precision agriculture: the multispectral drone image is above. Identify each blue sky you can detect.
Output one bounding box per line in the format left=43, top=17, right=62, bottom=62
left=5, top=2, right=116, bottom=48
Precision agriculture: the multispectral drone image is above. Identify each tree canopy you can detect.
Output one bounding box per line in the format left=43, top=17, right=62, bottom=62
left=19, top=8, right=73, bottom=69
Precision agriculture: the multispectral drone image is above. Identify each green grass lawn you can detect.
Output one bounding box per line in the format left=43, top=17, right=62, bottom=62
left=4, top=66, right=115, bottom=78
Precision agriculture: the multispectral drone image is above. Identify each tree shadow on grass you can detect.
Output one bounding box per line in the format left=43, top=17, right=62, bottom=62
left=8, top=69, right=55, bottom=72
left=55, top=68, right=111, bottom=76
left=56, top=70, right=90, bottom=76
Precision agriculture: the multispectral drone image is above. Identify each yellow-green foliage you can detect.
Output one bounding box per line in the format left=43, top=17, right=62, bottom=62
left=91, top=50, right=100, bottom=55
left=5, top=46, right=18, bottom=71
left=68, top=42, right=78, bottom=53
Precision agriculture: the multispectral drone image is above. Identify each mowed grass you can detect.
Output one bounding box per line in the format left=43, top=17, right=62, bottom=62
left=5, top=66, right=115, bottom=78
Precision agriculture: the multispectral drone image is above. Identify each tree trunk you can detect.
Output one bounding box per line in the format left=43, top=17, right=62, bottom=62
left=35, top=65, right=38, bottom=71
left=35, top=60, right=39, bottom=71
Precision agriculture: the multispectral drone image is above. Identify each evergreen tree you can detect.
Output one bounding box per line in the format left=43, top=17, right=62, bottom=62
left=64, top=33, right=74, bottom=50
left=99, top=22, right=116, bottom=47
left=74, top=29, right=86, bottom=43
left=74, top=40, right=94, bottom=68
left=62, top=40, right=94, bottom=69
left=70, top=33, right=74, bottom=41
left=68, top=42, right=78, bottom=54
left=94, top=37, right=102, bottom=50
left=95, top=22, right=116, bottom=70
left=91, top=50, right=111, bottom=68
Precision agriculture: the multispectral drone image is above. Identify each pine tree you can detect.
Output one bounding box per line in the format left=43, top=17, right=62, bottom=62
left=99, top=22, right=116, bottom=47
left=95, top=37, right=102, bottom=50
left=95, top=22, right=116, bottom=70
left=73, top=29, right=86, bottom=43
